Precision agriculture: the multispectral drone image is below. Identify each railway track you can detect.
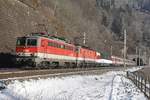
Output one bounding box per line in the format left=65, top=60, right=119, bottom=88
left=0, top=67, right=128, bottom=84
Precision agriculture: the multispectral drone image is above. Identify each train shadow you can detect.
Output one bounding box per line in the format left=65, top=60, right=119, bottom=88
left=0, top=53, right=16, bottom=68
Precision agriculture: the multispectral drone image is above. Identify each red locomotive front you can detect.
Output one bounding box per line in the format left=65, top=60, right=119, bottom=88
left=16, top=36, right=40, bottom=67
left=16, top=33, right=77, bottom=68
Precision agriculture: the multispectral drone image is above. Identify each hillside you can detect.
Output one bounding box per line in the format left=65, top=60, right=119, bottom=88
left=0, top=0, right=150, bottom=57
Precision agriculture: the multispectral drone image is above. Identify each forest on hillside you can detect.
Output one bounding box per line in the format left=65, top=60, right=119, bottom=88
left=0, top=0, right=150, bottom=57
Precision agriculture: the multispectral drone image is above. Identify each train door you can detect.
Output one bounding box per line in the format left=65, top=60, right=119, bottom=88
left=41, top=39, right=48, bottom=59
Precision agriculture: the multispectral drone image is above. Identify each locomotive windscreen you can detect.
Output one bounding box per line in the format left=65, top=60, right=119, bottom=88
left=27, top=39, right=37, bottom=46
left=16, top=37, right=26, bottom=46
left=17, top=37, right=37, bottom=46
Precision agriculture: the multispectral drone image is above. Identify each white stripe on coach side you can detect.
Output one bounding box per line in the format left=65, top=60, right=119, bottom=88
left=17, top=52, right=96, bottom=62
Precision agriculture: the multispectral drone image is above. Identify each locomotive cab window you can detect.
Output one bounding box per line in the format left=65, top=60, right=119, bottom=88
left=27, top=39, right=37, bottom=46
left=16, top=37, right=26, bottom=46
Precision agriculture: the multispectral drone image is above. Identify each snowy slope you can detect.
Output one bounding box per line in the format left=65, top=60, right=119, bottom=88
left=0, top=67, right=147, bottom=100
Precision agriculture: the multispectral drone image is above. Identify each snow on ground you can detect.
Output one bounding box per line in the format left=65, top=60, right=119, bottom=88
left=0, top=67, right=147, bottom=100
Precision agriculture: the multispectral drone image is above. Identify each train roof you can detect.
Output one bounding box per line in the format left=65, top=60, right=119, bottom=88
left=18, top=32, right=97, bottom=51
left=75, top=44, right=95, bottom=51
left=22, top=32, right=75, bottom=46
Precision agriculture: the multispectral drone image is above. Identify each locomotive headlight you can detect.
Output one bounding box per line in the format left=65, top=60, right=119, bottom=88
left=30, top=53, right=37, bottom=57
left=30, top=53, right=34, bottom=56
left=30, top=53, right=35, bottom=56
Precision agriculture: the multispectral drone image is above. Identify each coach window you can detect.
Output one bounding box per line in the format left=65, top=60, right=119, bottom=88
left=52, top=43, right=54, bottom=47
left=53, top=43, right=56, bottom=47
left=48, top=42, right=52, bottom=46
left=52, top=42, right=55, bottom=47
left=27, top=39, right=37, bottom=46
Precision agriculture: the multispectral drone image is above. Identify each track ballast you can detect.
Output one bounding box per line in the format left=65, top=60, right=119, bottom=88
left=0, top=67, right=129, bottom=83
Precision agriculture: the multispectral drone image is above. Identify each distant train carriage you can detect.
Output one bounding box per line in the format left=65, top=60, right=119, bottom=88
left=111, top=56, right=136, bottom=66
left=111, top=56, right=123, bottom=66
left=96, top=59, right=112, bottom=66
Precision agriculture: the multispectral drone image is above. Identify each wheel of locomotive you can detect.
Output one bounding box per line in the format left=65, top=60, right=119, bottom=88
left=64, top=62, right=70, bottom=68
left=79, top=63, right=84, bottom=68
left=44, top=61, right=51, bottom=69
left=79, top=63, right=83, bottom=68
left=71, top=62, right=76, bottom=68
left=46, top=62, right=51, bottom=68
left=35, top=61, right=48, bottom=69
left=80, top=62, right=86, bottom=68
left=35, top=61, right=44, bottom=69
left=51, top=62, right=59, bottom=68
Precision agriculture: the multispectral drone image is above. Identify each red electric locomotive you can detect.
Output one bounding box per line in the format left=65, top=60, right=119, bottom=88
left=16, top=32, right=99, bottom=68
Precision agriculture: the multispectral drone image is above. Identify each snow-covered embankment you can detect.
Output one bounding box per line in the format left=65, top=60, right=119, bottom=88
left=0, top=67, right=147, bottom=100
